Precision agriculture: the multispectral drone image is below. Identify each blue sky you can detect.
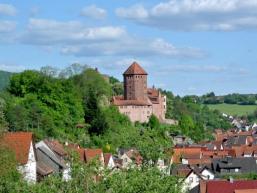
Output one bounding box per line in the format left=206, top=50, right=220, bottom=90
left=0, top=0, right=257, bottom=95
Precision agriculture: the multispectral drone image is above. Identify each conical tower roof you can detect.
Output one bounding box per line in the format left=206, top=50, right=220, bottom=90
left=123, top=62, right=148, bottom=75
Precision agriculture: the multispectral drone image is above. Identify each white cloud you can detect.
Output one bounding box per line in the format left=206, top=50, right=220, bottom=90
left=19, top=18, right=203, bottom=59
left=0, top=3, right=16, bottom=16
left=80, top=5, right=107, bottom=19
left=116, top=0, right=257, bottom=31
left=0, top=20, right=16, bottom=33
left=20, top=18, right=126, bottom=45
left=61, top=37, right=204, bottom=58
left=116, top=5, right=148, bottom=20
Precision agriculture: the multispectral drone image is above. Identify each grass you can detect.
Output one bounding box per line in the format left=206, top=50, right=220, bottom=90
left=207, top=103, right=257, bottom=116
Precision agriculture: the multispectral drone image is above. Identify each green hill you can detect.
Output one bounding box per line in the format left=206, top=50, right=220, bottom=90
left=0, top=70, right=12, bottom=90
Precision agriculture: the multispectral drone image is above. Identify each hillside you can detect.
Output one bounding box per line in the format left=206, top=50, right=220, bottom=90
left=0, top=71, right=12, bottom=90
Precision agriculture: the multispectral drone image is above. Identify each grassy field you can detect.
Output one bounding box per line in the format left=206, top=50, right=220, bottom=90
left=207, top=104, right=257, bottom=116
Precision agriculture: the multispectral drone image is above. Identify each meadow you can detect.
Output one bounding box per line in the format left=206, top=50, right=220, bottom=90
left=207, top=104, right=257, bottom=116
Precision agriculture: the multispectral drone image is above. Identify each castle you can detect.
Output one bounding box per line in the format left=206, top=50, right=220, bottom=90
left=112, top=62, right=166, bottom=123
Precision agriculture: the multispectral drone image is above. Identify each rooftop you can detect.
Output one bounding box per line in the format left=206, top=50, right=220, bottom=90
left=123, top=62, right=147, bottom=75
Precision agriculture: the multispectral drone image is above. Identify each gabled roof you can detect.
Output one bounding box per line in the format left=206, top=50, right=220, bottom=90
left=206, top=180, right=257, bottom=193
left=85, top=148, right=103, bottom=163
left=37, top=161, right=54, bottom=176
left=172, top=147, right=202, bottom=163
left=123, top=62, right=147, bottom=75
left=1, top=132, right=33, bottom=165
left=44, top=140, right=67, bottom=157
left=212, top=157, right=257, bottom=173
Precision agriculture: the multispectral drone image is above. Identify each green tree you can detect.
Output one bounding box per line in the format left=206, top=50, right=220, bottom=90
left=93, top=166, right=182, bottom=193
left=148, top=114, right=160, bottom=129
left=179, top=115, right=195, bottom=136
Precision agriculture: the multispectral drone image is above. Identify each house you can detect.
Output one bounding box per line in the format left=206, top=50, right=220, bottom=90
left=200, top=180, right=257, bottom=193
left=104, top=153, right=115, bottom=169
left=212, top=157, right=257, bottom=175
left=156, top=158, right=170, bottom=174
left=171, top=164, right=192, bottom=177
left=1, top=132, right=37, bottom=183
left=183, top=166, right=214, bottom=192
left=36, top=140, right=70, bottom=181
left=171, top=147, right=202, bottom=164
left=118, top=148, right=143, bottom=168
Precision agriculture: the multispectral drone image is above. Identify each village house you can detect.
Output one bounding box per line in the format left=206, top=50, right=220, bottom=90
left=104, top=153, right=116, bottom=169
left=112, top=62, right=166, bottom=123
left=117, top=148, right=143, bottom=168
left=183, top=166, right=214, bottom=192
left=36, top=139, right=71, bottom=181
left=1, top=132, right=37, bottom=183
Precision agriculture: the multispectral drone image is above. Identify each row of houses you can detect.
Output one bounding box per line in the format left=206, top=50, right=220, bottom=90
left=171, top=128, right=257, bottom=192
left=1, top=132, right=143, bottom=183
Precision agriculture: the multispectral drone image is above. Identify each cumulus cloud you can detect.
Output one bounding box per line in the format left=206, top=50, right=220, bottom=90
left=20, top=18, right=126, bottom=45
left=80, top=5, right=107, bottom=19
left=18, top=18, right=203, bottom=58
left=61, top=37, right=204, bottom=58
left=116, top=5, right=148, bottom=20
left=0, top=20, right=16, bottom=33
left=0, top=3, right=16, bottom=16
left=116, top=0, right=257, bottom=31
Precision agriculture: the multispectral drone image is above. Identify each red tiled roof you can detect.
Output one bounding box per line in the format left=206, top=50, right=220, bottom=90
left=112, top=96, right=151, bottom=106
left=1, top=132, right=33, bottom=165
left=147, top=88, right=160, bottom=104
left=147, top=88, right=159, bottom=98
left=206, top=180, right=257, bottom=193
left=85, top=149, right=103, bottom=163
left=76, top=148, right=85, bottom=162
left=187, top=158, right=212, bottom=165
left=172, top=147, right=202, bottom=163
left=123, top=62, right=147, bottom=75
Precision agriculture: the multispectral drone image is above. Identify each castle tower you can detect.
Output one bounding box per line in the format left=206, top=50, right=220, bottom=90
left=123, top=62, right=148, bottom=101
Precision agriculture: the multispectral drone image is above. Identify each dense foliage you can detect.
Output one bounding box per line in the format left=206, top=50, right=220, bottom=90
left=0, top=148, right=182, bottom=193
left=161, top=91, right=231, bottom=142
left=199, top=92, right=257, bottom=105
left=0, top=71, right=13, bottom=91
